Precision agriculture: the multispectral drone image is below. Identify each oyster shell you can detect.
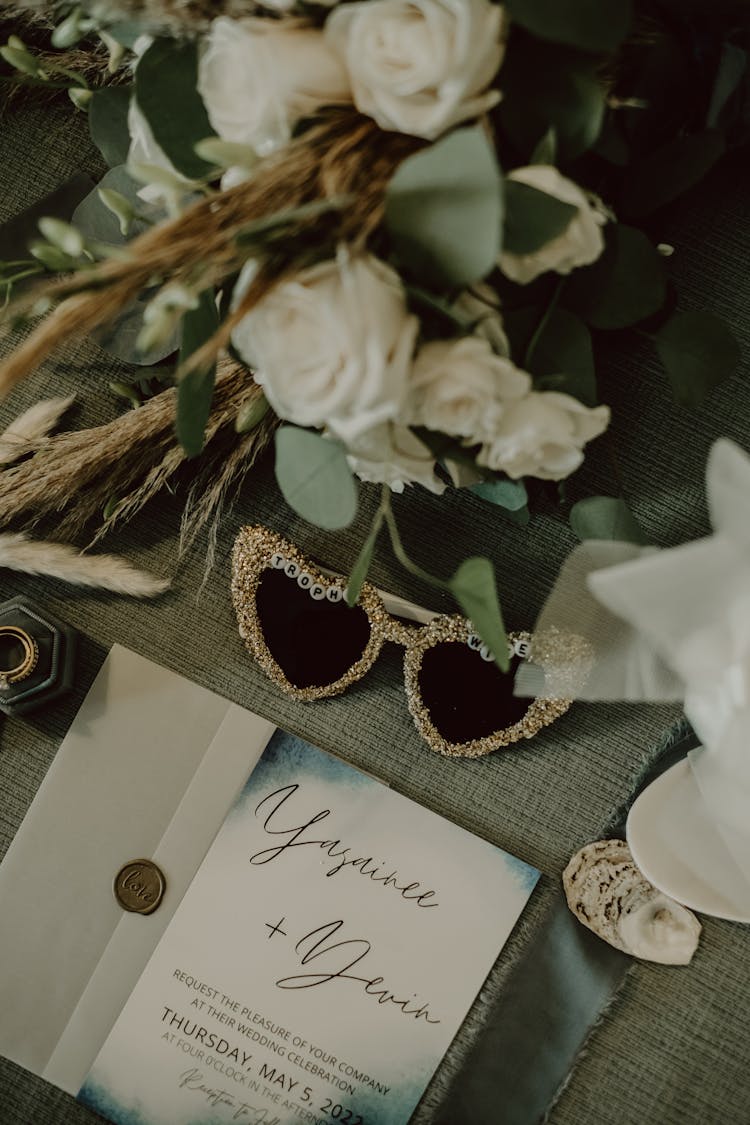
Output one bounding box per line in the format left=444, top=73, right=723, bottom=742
left=562, top=839, right=701, bottom=965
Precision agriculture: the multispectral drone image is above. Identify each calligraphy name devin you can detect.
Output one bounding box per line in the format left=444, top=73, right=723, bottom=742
left=250, top=785, right=439, bottom=909
left=277, top=920, right=441, bottom=1025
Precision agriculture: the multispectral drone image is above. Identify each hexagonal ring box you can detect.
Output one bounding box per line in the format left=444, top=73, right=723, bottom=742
left=0, top=599, right=77, bottom=717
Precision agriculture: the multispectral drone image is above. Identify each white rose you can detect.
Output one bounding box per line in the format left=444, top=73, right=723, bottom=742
left=347, top=423, right=445, bottom=493
left=325, top=0, right=506, bottom=140
left=198, top=17, right=351, bottom=157
left=477, top=392, right=610, bottom=480
left=500, top=165, right=606, bottom=285
left=231, top=253, right=418, bottom=441
left=451, top=283, right=510, bottom=356
left=408, top=337, right=529, bottom=439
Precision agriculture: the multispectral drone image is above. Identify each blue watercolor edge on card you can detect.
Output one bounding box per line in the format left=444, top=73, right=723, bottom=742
left=78, top=1079, right=228, bottom=1125
left=233, top=729, right=540, bottom=894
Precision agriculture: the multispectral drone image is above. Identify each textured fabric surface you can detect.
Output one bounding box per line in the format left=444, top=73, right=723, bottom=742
left=0, top=97, right=749, bottom=1125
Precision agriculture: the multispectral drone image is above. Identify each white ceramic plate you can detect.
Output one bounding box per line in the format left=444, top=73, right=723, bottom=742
left=626, top=757, right=750, bottom=923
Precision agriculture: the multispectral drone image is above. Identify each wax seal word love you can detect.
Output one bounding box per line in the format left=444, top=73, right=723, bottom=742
left=114, top=859, right=166, bottom=915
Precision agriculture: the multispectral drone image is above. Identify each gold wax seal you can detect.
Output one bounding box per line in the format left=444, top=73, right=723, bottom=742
left=114, top=859, right=166, bottom=915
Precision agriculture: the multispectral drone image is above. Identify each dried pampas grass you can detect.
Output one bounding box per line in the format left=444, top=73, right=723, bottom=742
left=0, top=393, right=74, bottom=464
left=0, top=110, right=421, bottom=399
left=0, top=531, right=168, bottom=595
left=0, top=358, right=277, bottom=543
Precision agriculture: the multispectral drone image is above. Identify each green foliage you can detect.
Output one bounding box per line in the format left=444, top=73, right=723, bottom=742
left=564, top=224, right=666, bottom=329
left=531, top=127, right=557, bottom=165
left=619, top=130, right=725, bottom=219
left=505, top=0, right=633, bottom=53
left=569, top=496, right=648, bottom=543
left=106, top=21, right=145, bottom=48
left=505, top=306, right=597, bottom=405
left=449, top=557, right=509, bottom=673
left=472, top=478, right=530, bottom=526
left=235, top=393, right=270, bottom=434
left=134, top=39, right=216, bottom=180
left=176, top=289, right=219, bottom=457
left=531, top=308, right=596, bottom=405
left=498, top=40, right=605, bottom=159
left=385, top=126, right=503, bottom=287
left=471, top=477, right=528, bottom=511
left=89, top=86, right=132, bottom=168
left=346, top=513, right=384, bottom=607
left=654, top=311, right=740, bottom=409
left=503, top=180, right=577, bottom=255
left=73, top=167, right=177, bottom=365
left=275, top=427, right=358, bottom=530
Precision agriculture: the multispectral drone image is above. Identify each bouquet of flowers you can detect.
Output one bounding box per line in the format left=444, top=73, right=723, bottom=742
left=0, top=0, right=746, bottom=656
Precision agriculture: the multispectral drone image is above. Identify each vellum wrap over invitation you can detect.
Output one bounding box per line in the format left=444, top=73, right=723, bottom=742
left=0, top=646, right=274, bottom=1093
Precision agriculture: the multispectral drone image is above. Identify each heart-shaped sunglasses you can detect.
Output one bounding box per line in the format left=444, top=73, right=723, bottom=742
left=232, top=526, right=586, bottom=758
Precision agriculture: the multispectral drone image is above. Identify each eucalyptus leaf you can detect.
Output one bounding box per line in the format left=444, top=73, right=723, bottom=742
left=106, top=20, right=145, bottom=47
left=707, top=44, right=748, bottom=129
left=569, top=496, right=648, bottom=543
left=235, top=393, right=270, bottom=434
left=89, top=86, right=132, bottom=168
left=505, top=0, right=632, bottom=52
left=73, top=167, right=176, bottom=365
left=449, top=557, right=509, bottom=673
left=385, top=126, right=503, bottom=287
left=346, top=514, right=384, bottom=606
left=72, top=166, right=147, bottom=245
left=619, top=130, right=725, bottom=219
left=135, top=39, right=216, bottom=180
left=531, top=308, right=597, bottom=404
left=506, top=505, right=531, bottom=528
left=593, top=121, right=630, bottom=166
left=275, top=427, right=358, bottom=531
left=498, top=40, right=605, bottom=159
left=503, top=180, right=577, bottom=255
left=564, top=224, right=666, bottom=330
left=504, top=306, right=597, bottom=405
left=176, top=289, right=219, bottom=457
left=531, top=127, right=557, bottom=165
left=471, top=477, right=528, bottom=511
left=654, top=311, right=740, bottom=409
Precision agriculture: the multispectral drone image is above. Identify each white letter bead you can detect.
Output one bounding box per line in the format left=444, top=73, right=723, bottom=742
left=514, top=639, right=530, bottom=658
left=297, top=572, right=313, bottom=590
left=271, top=552, right=286, bottom=569
left=309, top=584, right=326, bottom=601
left=284, top=561, right=300, bottom=579
left=326, top=586, right=343, bottom=603
left=480, top=644, right=494, bottom=662
left=467, top=633, right=482, bottom=651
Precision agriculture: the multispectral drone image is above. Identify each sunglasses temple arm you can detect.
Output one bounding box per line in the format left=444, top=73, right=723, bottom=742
left=317, top=565, right=438, bottom=625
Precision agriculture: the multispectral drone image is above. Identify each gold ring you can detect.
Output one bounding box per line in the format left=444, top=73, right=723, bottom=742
left=0, top=626, right=39, bottom=691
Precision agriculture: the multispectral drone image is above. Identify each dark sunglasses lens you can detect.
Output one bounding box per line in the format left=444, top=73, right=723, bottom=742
left=256, top=567, right=372, bottom=689
left=417, top=642, right=529, bottom=744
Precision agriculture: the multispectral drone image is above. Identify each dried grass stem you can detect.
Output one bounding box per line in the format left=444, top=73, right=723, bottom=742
left=0, top=110, right=421, bottom=397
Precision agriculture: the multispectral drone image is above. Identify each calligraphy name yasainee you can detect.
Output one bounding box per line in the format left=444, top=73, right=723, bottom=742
left=249, top=785, right=439, bottom=909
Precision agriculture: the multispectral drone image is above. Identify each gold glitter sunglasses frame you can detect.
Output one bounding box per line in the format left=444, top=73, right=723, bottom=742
left=232, top=525, right=576, bottom=759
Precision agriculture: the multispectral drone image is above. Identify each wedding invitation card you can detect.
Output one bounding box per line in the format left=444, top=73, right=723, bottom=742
left=78, top=729, right=538, bottom=1125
